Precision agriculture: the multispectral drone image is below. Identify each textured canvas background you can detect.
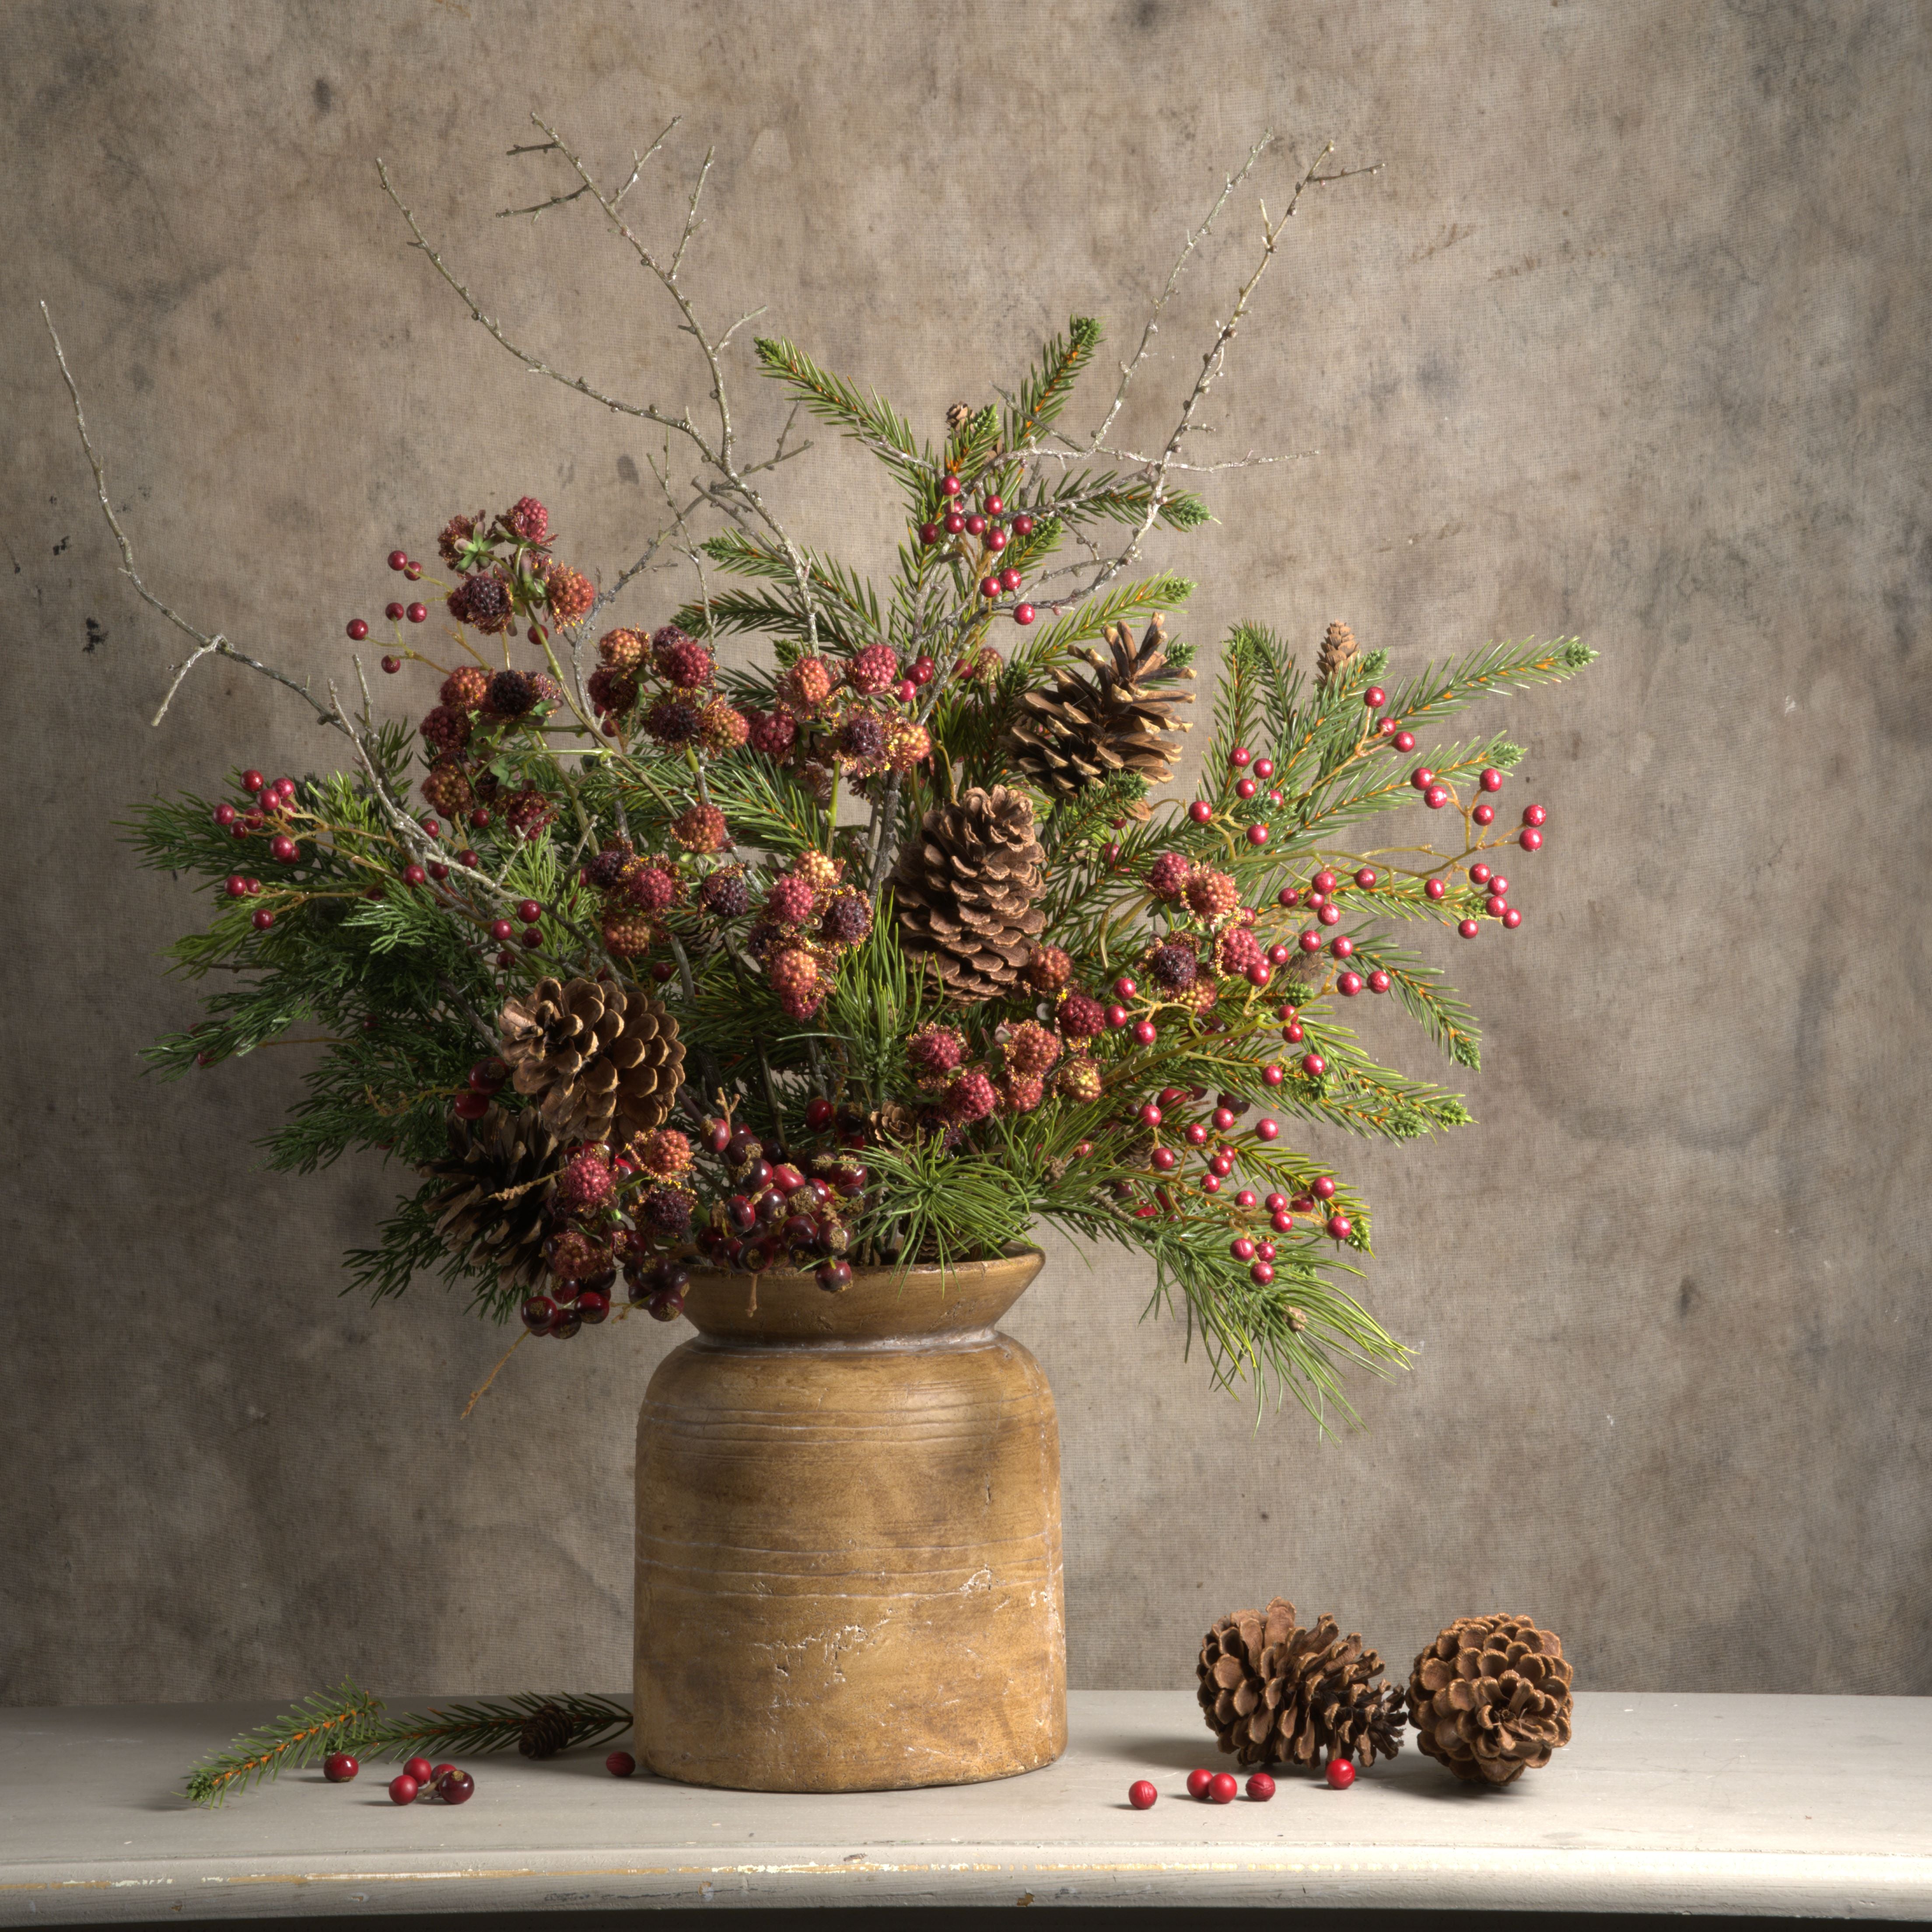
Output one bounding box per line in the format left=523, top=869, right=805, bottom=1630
left=4, top=0, right=1928, bottom=1707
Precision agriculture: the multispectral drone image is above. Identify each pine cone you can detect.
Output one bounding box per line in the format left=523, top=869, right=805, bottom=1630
left=517, top=1701, right=572, bottom=1760
left=420, top=1107, right=563, bottom=1295
left=1408, top=1614, right=1574, bottom=1785
left=889, top=785, right=1045, bottom=1003
left=1198, top=1600, right=1407, bottom=1770
left=498, top=977, right=685, bottom=1143
left=1007, top=615, right=1193, bottom=816
left=945, top=401, right=971, bottom=432
left=1316, top=621, right=1357, bottom=687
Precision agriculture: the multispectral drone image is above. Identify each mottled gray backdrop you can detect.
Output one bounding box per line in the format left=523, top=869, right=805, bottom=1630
left=4, top=0, right=1928, bottom=1706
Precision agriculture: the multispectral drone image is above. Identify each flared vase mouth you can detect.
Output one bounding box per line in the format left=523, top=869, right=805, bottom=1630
left=676, top=1246, right=1045, bottom=1344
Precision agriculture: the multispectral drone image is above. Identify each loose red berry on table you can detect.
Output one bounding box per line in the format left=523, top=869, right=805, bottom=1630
left=1523, top=803, right=1547, bottom=826
left=1187, top=1768, right=1214, bottom=1800
left=346, top=619, right=368, bottom=640
left=388, top=1774, right=419, bottom=1806
left=1189, top=800, right=1212, bottom=824
left=1424, top=878, right=1447, bottom=901
left=381, top=655, right=402, bottom=674
left=1128, top=1778, right=1158, bottom=1810
left=1246, top=1772, right=1276, bottom=1801
left=1014, top=603, right=1036, bottom=625
left=403, top=1757, right=434, bottom=1784
left=1520, top=826, right=1544, bottom=850
left=1459, top=918, right=1480, bottom=938
left=1326, top=1758, right=1356, bottom=1790
left=1302, top=1053, right=1326, bottom=1078
left=385, top=601, right=405, bottom=622
left=437, top=1769, right=474, bottom=1804
left=1393, top=731, right=1416, bottom=752
left=430, top=1762, right=457, bottom=1784
left=387, top=549, right=408, bottom=571
left=1209, top=1772, right=1239, bottom=1805
left=606, top=1750, right=638, bottom=1778
left=323, top=1752, right=359, bottom=1783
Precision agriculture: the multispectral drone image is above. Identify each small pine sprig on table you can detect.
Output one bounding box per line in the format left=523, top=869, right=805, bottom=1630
left=182, top=1683, right=632, bottom=1807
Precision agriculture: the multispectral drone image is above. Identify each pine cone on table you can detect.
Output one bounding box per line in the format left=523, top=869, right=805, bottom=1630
left=889, top=785, right=1045, bottom=1003
left=1408, top=1613, right=1574, bottom=1785
left=497, top=976, right=684, bottom=1143
left=1316, top=621, right=1358, bottom=687
left=420, top=1106, right=564, bottom=1295
left=1197, top=1597, right=1300, bottom=1766
left=517, top=1701, right=572, bottom=1759
left=1006, top=615, right=1193, bottom=814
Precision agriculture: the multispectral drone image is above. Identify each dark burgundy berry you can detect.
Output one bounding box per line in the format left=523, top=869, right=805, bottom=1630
left=386, top=602, right=405, bottom=621
left=388, top=550, right=409, bottom=571
left=381, top=655, right=402, bottom=674
left=816, top=1259, right=853, bottom=1293
left=347, top=619, right=369, bottom=640
left=407, top=602, right=428, bottom=624
left=324, top=1751, right=359, bottom=1782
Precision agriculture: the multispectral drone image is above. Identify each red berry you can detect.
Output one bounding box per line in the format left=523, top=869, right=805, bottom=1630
left=919, top=522, right=939, bottom=544
left=347, top=619, right=369, bottom=640
left=1410, top=767, right=1434, bottom=790
left=1208, top=1153, right=1234, bottom=1177
left=1116, top=976, right=1139, bottom=999
left=1137, top=1100, right=1162, bottom=1126
left=986, top=526, right=1008, bottom=553
left=1236, top=777, right=1257, bottom=800
left=1354, top=868, right=1377, bottom=888
left=1230, top=746, right=1252, bottom=768
left=245, top=878, right=262, bottom=895
left=1317, top=903, right=1342, bottom=926
left=405, top=1757, right=434, bottom=1785
left=381, top=655, right=402, bottom=674
left=516, top=899, right=541, bottom=923
left=405, top=561, right=422, bottom=580
left=966, top=512, right=987, bottom=536
left=452, top=1091, right=489, bottom=1120
left=1425, top=878, right=1447, bottom=900
left=1470, top=864, right=1491, bottom=885
left=1311, top=1176, right=1338, bottom=1201
left=1101, top=841, right=1122, bottom=866
left=1255, top=1117, right=1279, bottom=1142
left=1201, top=1176, right=1222, bottom=1194
left=1301, top=1053, right=1326, bottom=1078
left=496, top=950, right=514, bottom=968
left=1152, top=1147, right=1177, bottom=1172
left=1001, top=566, right=1023, bottom=592
left=386, top=601, right=406, bottom=621
left=603, top=1750, right=639, bottom=1778
left=1363, top=686, right=1386, bottom=709
left=1520, top=826, right=1544, bottom=850
left=388, top=1774, right=420, bottom=1805
left=1473, top=803, right=1495, bottom=825
left=1189, top=800, right=1212, bottom=823
left=1282, top=1022, right=1304, bottom=1043
left=1246, top=1771, right=1276, bottom=1801
left=1330, top=935, right=1354, bottom=959
left=1250, top=1260, right=1275, bottom=1284
left=940, top=474, right=962, bottom=497
left=1186, top=1768, right=1213, bottom=1800
left=271, top=835, right=298, bottom=863
left=1503, top=906, right=1523, bottom=928
left=1014, top=603, right=1036, bottom=625
left=1263, top=1064, right=1284, bottom=1086
left=1246, top=824, right=1268, bottom=846
left=1277, top=886, right=1300, bottom=909
left=1312, top=871, right=1336, bottom=893
left=1326, top=1758, right=1356, bottom=1790
left=984, top=495, right=1004, bottom=516
left=1208, top=1772, right=1238, bottom=1805
left=980, top=575, right=1001, bottom=598
left=1253, top=757, right=1274, bottom=780
left=407, top=602, right=428, bottom=624
left=251, top=908, right=274, bottom=931
left=1480, top=767, right=1504, bottom=791
left=1231, top=1237, right=1256, bottom=1261
left=1523, top=803, right=1547, bottom=826
left=1368, top=969, right=1391, bottom=992
left=1271, top=1210, right=1293, bottom=1233
left=1326, top=1213, right=1352, bottom=1240
left=1133, top=1020, right=1158, bottom=1046
left=1235, top=1187, right=1258, bottom=1209
left=1338, top=971, right=1363, bottom=996
left=1012, top=513, right=1035, bottom=536
left=1486, top=894, right=1508, bottom=917
left=1185, top=1122, right=1209, bottom=1147
left=224, top=875, right=248, bottom=899
left=213, top=802, right=238, bottom=827
left=388, top=550, right=409, bottom=571
left=1456, top=918, right=1479, bottom=938
left=402, top=864, right=427, bottom=887
left=911, top=655, right=937, bottom=684
left=240, top=770, right=266, bottom=794
left=1129, top=1778, right=1158, bottom=1810
left=437, top=1769, right=475, bottom=1804
left=324, top=1751, right=359, bottom=1782
left=1394, top=731, right=1416, bottom=752
left=944, top=511, right=966, bottom=534
left=490, top=918, right=514, bottom=942
left=1423, top=783, right=1452, bottom=809
left=1267, top=943, right=1291, bottom=966
left=1106, top=1003, right=1130, bottom=1029
left=1298, top=931, right=1321, bottom=955
left=1211, top=1106, right=1236, bottom=1131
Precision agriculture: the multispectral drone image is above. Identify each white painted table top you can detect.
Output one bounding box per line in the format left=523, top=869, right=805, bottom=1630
left=2, top=1691, right=1927, bottom=1919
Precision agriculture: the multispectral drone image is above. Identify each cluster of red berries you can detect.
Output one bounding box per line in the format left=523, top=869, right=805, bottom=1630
left=321, top=1752, right=475, bottom=1806
left=1127, top=1759, right=1357, bottom=1809
left=739, top=648, right=936, bottom=798
left=918, top=476, right=1039, bottom=624
left=689, top=1113, right=867, bottom=1290
left=347, top=546, right=428, bottom=646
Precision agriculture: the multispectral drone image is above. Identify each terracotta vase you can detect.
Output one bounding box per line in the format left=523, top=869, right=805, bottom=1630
left=633, top=1247, right=1065, bottom=1792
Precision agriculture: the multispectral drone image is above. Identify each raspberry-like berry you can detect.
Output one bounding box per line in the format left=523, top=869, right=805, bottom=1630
left=420, top=761, right=473, bottom=814
left=487, top=669, right=537, bottom=719
left=587, top=666, right=638, bottom=715
left=1056, top=1056, right=1103, bottom=1102
left=419, top=705, right=471, bottom=756
left=846, top=643, right=900, bottom=693
left=1058, top=990, right=1108, bottom=1040
left=672, top=804, right=729, bottom=854
left=885, top=720, right=933, bottom=772
left=1148, top=852, right=1193, bottom=900
left=1001, top=1074, right=1046, bottom=1113
left=528, top=672, right=564, bottom=708
left=947, top=1067, right=998, bottom=1122
left=747, top=707, right=798, bottom=758
left=546, top=1228, right=609, bottom=1283
left=655, top=634, right=716, bottom=690
left=1025, top=945, right=1072, bottom=992
left=437, top=514, right=479, bottom=568
left=1148, top=942, right=1197, bottom=990
left=639, top=695, right=699, bottom=749
left=601, top=907, right=655, bottom=956
left=907, top=1023, right=966, bottom=1081
left=819, top=889, right=873, bottom=946
left=836, top=710, right=888, bottom=769
left=556, top=1149, right=614, bottom=1213
left=598, top=627, right=646, bottom=671
left=767, top=875, right=816, bottom=925
left=1004, top=1020, right=1061, bottom=1078
left=455, top=572, right=513, bottom=634
left=503, top=786, right=556, bottom=840
left=1217, top=927, right=1264, bottom=977
left=541, top=561, right=595, bottom=626
left=793, top=851, right=841, bottom=900
left=440, top=665, right=491, bottom=712
left=504, top=496, right=550, bottom=545
left=641, top=1184, right=693, bottom=1236
left=1185, top=868, right=1239, bottom=920
left=628, top=864, right=677, bottom=913
left=779, top=656, right=834, bottom=714
left=698, top=699, right=749, bottom=755
left=769, top=945, right=820, bottom=1004
left=632, top=1128, right=693, bottom=1180
left=585, top=844, right=634, bottom=890
left=699, top=869, right=751, bottom=919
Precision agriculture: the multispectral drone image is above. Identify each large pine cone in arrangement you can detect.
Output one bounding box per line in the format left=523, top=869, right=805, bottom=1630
left=498, top=976, right=684, bottom=1142
left=421, top=1106, right=564, bottom=1294
left=1316, top=620, right=1358, bottom=687
left=889, top=785, right=1045, bottom=1002
left=1199, top=1599, right=1406, bottom=1770
left=1007, top=614, right=1193, bottom=814
left=1408, top=1614, right=1574, bottom=1785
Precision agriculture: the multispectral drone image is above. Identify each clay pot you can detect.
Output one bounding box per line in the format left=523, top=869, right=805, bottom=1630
left=634, top=1248, right=1064, bottom=1792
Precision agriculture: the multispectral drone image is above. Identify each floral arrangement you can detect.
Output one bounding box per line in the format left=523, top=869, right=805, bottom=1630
left=54, top=122, right=1592, bottom=1419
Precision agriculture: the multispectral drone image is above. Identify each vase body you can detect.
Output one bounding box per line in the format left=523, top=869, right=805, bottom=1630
left=634, top=1249, right=1064, bottom=1792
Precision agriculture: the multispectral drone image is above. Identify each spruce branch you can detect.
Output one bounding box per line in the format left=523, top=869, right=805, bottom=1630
left=183, top=1680, right=383, bottom=1808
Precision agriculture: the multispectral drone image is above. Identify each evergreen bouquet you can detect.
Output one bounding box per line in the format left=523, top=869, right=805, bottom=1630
left=63, top=124, right=1593, bottom=1422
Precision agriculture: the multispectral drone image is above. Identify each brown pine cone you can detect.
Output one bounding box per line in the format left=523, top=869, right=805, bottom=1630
left=420, top=1106, right=563, bottom=1295
left=1408, top=1614, right=1574, bottom=1785
left=498, top=977, right=684, bottom=1143
left=1197, top=1597, right=1299, bottom=1766
left=889, top=785, right=1045, bottom=1003
left=517, top=1701, right=572, bottom=1759
left=945, top=401, right=971, bottom=432
left=1316, top=621, right=1358, bottom=687
left=1007, top=615, right=1193, bottom=813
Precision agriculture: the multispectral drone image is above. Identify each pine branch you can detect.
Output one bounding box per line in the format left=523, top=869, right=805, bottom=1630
left=370, top=1692, right=632, bottom=1761
left=752, top=336, right=922, bottom=480
left=183, top=1680, right=383, bottom=1808
left=1006, top=316, right=1103, bottom=452
left=1340, top=935, right=1484, bottom=1069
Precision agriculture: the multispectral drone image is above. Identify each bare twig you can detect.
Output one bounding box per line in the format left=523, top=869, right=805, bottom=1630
left=496, top=117, right=676, bottom=220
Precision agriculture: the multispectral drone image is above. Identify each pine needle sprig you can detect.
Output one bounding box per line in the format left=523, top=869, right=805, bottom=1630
left=183, top=1679, right=383, bottom=1808
left=371, top=1691, right=632, bottom=1763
